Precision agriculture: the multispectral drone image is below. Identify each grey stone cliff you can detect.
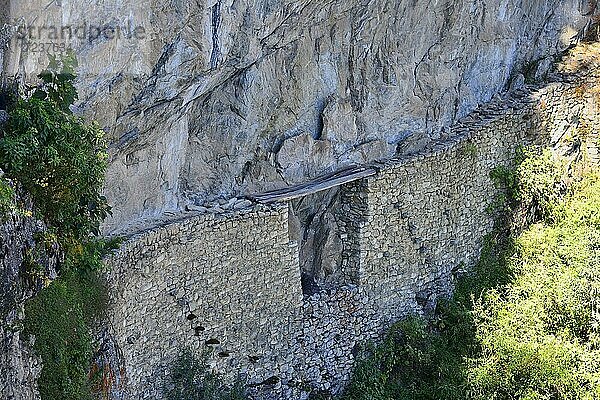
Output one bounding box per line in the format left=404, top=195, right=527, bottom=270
left=1, top=0, right=597, bottom=234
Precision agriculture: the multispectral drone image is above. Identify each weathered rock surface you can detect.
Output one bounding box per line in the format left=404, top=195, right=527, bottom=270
left=0, top=180, right=59, bottom=400
left=289, top=189, right=346, bottom=290
left=1, top=0, right=597, bottom=233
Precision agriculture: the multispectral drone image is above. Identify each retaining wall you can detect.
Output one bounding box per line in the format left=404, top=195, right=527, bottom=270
left=347, top=104, right=536, bottom=321
left=104, top=68, right=600, bottom=399
left=104, top=205, right=302, bottom=398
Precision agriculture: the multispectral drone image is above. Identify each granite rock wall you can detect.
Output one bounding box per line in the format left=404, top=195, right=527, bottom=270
left=1, top=0, right=596, bottom=234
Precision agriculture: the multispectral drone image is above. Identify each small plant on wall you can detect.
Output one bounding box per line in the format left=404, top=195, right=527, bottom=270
left=164, top=349, right=246, bottom=400
left=463, top=141, right=478, bottom=158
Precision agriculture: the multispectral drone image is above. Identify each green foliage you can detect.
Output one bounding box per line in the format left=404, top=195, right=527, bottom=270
left=343, top=318, right=468, bottom=400
left=489, top=147, right=565, bottom=228
left=34, top=53, right=79, bottom=111
left=514, top=148, right=566, bottom=224
left=23, top=237, right=117, bottom=400
left=164, top=350, right=246, bottom=400
left=343, top=149, right=600, bottom=400
left=342, top=227, right=515, bottom=400
left=469, top=172, right=600, bottom=400
left=0, top=176, right=16, bottom=217
left=489, top=164, right=520, bottom=215
left=24, top=267, right=109, bottom=400
left=63, top=236, right=122, bottom=274
left=463, top=141, right=478, bottom=158
left=3, top=55, right=117, bottom=400
left=0, top=53, right=110, bottom=241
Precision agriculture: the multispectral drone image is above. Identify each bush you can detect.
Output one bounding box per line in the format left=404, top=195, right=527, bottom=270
left=489, top=147, right=564, bottom=229
left=23, top=238, right=117, bottom=400
left=513, top=148, right=565, bottom=226
left=164, top=350, right=246, bottom=400
left=0, top=53, right=110, bottom=241
left=342, top=226, right=515, bottom=400
left=469, top=171, right=600, bottom=400
left=343, top=317, right=470, bottom=400
left=24, top=266, right=109, bottom=400
left=0, top=176, right=16, bottom=217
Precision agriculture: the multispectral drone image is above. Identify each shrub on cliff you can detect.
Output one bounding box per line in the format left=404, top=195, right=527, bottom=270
left=0, top=55, right=115, bottom=400
left=23, top=267, right=107, bottom=400
left=0, top=175, right=16, bottom=217
left=0, top=53, right=110, bottom=242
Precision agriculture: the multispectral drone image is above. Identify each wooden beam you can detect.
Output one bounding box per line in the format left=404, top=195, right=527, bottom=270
left=249, top=166, right=376, bottom=203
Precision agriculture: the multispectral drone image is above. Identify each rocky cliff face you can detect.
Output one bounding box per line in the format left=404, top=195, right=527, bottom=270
left=1, top=0, right=596, bottom=234
left=0, top=177, right=59, bottom=400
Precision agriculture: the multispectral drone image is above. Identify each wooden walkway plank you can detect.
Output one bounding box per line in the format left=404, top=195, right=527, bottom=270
left=248, top=166, right=377, bottom=203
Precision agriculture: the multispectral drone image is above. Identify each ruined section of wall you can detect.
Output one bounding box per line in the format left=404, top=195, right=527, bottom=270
left=104, top=205, right=302, bottom=399
left=288, top=189, right=348, bottom=290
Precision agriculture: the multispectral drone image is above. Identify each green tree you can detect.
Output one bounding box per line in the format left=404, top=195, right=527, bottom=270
left=0, top=52, right=110, bottom=242
left=0, top=54, right=116, bottom=400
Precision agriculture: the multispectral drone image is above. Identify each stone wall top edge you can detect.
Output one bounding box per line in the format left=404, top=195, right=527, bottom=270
left=369, top=74, right=587, bottom=177
left=104, top=202, right=289, bottom=259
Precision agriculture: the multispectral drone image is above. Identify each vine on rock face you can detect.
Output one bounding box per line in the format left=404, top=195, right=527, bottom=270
left=0, top=53, right=116, bottom=400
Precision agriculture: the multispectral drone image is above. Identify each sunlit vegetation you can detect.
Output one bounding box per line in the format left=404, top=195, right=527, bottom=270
left=343, top=147, right=600, bottom=400
left=0, top=54, right=116, bottom=400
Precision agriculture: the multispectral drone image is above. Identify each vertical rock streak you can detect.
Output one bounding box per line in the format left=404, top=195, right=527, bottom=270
left=210, top=1, right=222, bottom=70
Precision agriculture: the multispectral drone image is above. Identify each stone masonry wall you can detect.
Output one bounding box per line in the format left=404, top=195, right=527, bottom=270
left=104, top=205, right=302, bottom=399
left=103, top=63, right=600, bottom=399
left=341, top=67, right=600, bottom=323
left=348, top=103, right=537, bottom=321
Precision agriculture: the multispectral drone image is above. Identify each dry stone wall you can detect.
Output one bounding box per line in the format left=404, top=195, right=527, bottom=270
left=104, top=205, right=302, bottom=399
left=104, top=68, right=600, bottom=399
left=346, top=102, right=538, bottom=321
